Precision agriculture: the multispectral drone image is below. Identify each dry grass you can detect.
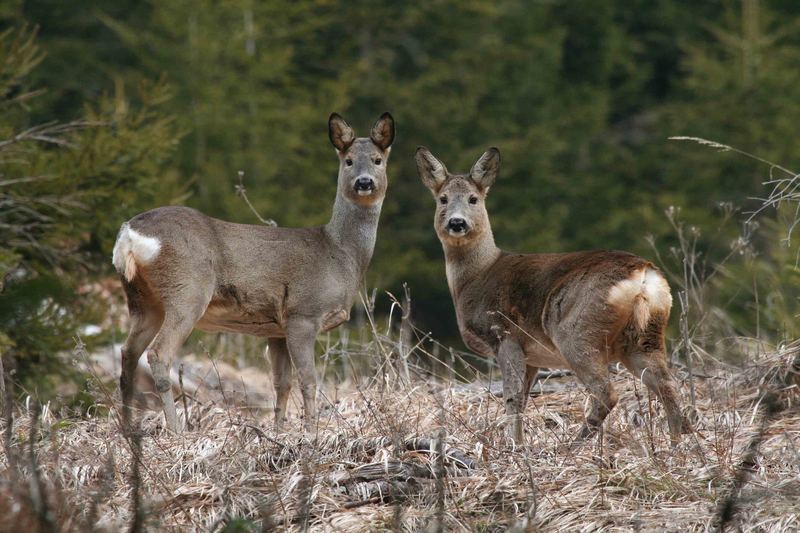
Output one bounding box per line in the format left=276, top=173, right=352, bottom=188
left=1, top=339, right=799, bottom=532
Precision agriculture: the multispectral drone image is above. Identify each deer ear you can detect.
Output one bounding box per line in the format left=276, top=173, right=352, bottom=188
left=370, top=112, right=395, bottom=150
left=415, top=147, right=448, bottom=192
left=329, top=113, right=355, bottom=152
left=470, top=147, right=500, bottom=192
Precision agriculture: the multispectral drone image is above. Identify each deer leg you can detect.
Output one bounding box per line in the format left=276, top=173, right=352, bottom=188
left=522, top=364, right=539, bottom=411
left=552, top=328, right=619, bottom=444
left=146, top=304, right=207, bottom=432
left=285, top=318, right=319, bottom=432
left=119, top=310, right=161, bottom=428
left=556, top=336, right=618, bottom=443
left=146, top=347, right=177, bottom=432
left=497, top=337, right=527, bottom=442
left=268, top=338, right=292, bottom=432
left=119, top=280, right=163, bottom=428
left=575, top=370, right=618, bottom=442
left=622, top=350, right=689, bottom=446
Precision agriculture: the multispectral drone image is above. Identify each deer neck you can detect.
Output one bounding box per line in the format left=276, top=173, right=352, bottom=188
left=443, top=228, right=500, bottom=298
left=325, top=191, right=382, bottom=275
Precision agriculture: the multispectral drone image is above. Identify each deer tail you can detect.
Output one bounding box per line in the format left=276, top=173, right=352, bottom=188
left=112, top=222, right=161, bottom=282
left=631, top=293, right=651, bottom=331
left=608, top=267, right=672, bottom=332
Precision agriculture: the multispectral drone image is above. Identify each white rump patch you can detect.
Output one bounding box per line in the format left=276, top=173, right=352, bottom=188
left=111, top=223, right=161, bottom=281
left=642, top=268, right=672, bottom=310
left=607, top=267, right=672, bottom=329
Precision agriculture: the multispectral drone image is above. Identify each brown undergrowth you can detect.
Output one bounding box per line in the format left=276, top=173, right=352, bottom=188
left=0, top=338, right=798, bottom=532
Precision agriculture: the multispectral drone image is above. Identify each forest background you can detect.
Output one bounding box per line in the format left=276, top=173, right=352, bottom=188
left=2, top=0, right=800, bottom=397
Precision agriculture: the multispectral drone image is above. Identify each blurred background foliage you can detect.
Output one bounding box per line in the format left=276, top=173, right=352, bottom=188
left=1, top=0, right=799, bottom=395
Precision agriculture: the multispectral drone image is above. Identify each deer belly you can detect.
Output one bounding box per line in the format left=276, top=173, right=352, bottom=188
left=196, top=301, right=285, bottom=337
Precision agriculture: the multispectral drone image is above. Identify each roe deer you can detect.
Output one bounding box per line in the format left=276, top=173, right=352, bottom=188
left=112, top=112, right=395, bottom=432
left=415, top=146, right=689, bottom=445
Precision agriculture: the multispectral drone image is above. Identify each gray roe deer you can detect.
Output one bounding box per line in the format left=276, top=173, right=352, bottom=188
left=112, top=112, right=395, bottom=432
left=415, top=146, right=689, bottom=445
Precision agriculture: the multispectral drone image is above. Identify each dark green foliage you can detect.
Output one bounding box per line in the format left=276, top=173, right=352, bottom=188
left=219, top=517, right=259, bottom=533
left=2, top=1, right=799, bottom=381
left=0, top=25, right=185, bottom=398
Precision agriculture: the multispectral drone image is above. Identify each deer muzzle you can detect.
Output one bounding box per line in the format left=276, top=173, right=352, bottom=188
left=446, top=216, right=469, bottom=235
left=354, top=176, right=376, bottom=195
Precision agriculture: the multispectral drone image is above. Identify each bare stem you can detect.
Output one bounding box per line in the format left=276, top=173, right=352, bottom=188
left=235, top=171, right=277, bottom=226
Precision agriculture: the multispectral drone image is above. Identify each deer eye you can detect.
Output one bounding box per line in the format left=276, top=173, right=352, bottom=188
left=374, top=158, right=382, bottom=165
left=439, top=195, right=448, bottom=205
left=345, top=158, right=353, bottom=166
left=469, top=195, right=478, bottom=205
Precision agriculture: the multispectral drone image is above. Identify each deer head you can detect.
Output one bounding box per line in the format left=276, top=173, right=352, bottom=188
left=329, top=112, right=395, bottom=207
left=416, top=146, right=500, bottom=247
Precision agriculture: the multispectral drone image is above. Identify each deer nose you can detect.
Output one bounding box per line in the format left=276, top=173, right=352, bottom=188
left=447, top=217, right=468, bottom=233
left=354, top=176, right=375, bottom=192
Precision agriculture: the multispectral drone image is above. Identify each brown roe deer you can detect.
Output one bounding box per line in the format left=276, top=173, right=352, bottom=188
left=112, top=113, right=395, bottom=432
left=415, top=146, right=689, bottom=445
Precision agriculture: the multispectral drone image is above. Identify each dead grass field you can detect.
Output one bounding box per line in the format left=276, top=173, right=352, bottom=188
left=1, top=340, right=799, bottom=532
